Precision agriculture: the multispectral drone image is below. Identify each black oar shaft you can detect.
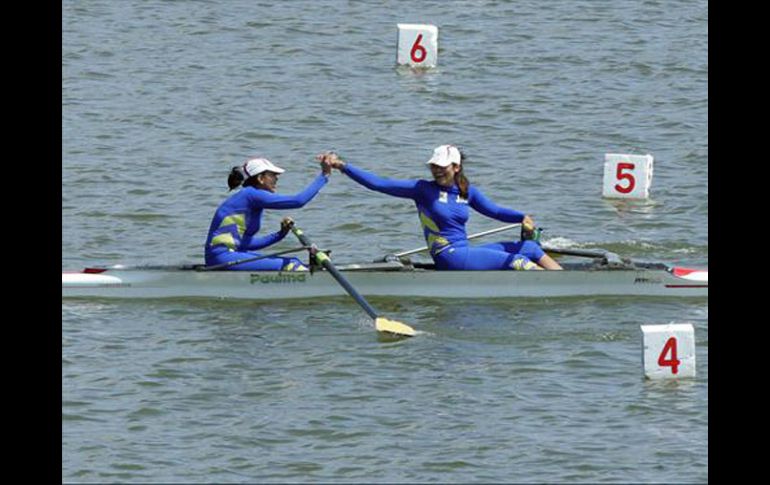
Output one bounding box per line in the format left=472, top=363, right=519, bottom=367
left=542, top=246, right=605, bottom=258
left=291, top=226, right=378, bottom=320
left=542, top=246, right=623, bottom=264
left=318, top=257, right=379, bottom=320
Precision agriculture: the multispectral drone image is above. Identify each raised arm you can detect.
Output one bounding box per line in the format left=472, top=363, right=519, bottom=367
left=340, top=163, right=421, bottom=199
left=318, top=151, right=421, bottom=199
left=247, top=173, right=328, bottom=209
left=468, top=186, right=526, bottom=223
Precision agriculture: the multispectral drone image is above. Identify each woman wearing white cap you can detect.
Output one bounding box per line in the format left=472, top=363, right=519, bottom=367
left=323, top=146, right=562, bottom=270
left=204, top=155, right=332, bottom=271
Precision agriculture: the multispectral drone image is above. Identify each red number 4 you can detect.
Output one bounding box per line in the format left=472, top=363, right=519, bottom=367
left=615, top=162, right=636, bottom=194
left=658, top=337, right=681, bottom=374
left=411, top=34, right=427, bottom=63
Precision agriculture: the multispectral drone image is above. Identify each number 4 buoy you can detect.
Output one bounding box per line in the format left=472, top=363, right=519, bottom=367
left=641, top=323, right=696, bottom=379
left=397, top=24, right=438, bottom=68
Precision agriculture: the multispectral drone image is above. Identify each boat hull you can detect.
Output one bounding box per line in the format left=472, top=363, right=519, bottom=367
left=62, top=264, right=708, bottom=300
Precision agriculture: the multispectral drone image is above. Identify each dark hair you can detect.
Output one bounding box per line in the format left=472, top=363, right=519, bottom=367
left=227, top=166, right=262, bottom=191
left=454, top=149, right=470, bottom=200
left=227, top=166, right=245, bottom=191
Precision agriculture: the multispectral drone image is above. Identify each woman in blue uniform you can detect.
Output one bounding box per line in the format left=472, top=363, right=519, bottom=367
left=322, top=146, right=562, bottom=270
left=204, top=155, right=332, bottom=271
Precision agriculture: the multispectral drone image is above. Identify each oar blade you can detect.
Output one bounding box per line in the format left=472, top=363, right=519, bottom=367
left=375, top=317, right=416, bottom=337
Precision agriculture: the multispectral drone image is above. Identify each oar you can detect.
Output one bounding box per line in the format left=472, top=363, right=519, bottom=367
left=384, top=223, right=522, bottom=260
left=198, top=245, right=310, bottom=271
left=291, top=225, right=416, bottom=337
left=541, top=245, right=624, bottom=265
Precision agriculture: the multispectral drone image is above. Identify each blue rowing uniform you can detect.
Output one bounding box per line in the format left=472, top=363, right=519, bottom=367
left=204, top=173, right=328, bottom=270
left=341, top=163, right=544, bottom=270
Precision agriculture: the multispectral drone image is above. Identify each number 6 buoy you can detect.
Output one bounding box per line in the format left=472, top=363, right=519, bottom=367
left=397, top=24, right=438, bottom=68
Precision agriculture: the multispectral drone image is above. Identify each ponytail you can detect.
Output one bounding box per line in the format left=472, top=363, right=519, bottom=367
left=454, top=149, right=470, bottom=200
left=227, top=166, right=245, bottom=191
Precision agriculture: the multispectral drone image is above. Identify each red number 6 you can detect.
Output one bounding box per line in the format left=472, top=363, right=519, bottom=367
left=411, top=34, right=427, bottom=63
left=615, top=162, right=636, bottom=194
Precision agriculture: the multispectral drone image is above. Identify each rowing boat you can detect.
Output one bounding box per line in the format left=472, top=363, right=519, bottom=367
left=62, top=258, right=707, bottom=300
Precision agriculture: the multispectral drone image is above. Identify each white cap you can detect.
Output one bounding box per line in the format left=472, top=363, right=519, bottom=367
left=242, top=157, right=285, bottom=177
left=426, top=145, right=461, bottom=167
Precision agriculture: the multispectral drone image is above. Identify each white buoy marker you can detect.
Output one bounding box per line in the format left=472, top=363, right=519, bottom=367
left=641, top=323, right=696, bottom=379
left=603, top=153, right=654, bottom=199
left=397, top=24, right=438, bottom=68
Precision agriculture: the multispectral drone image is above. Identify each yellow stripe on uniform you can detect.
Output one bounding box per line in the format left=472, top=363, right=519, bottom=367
left=211, top=233, right=236, bottom=250
left=512, top=259, right=539, bottom=271
left=419, top=211, right=440, bottom=232
left=419, top=211, right=450, bottom=253
left=427, top=234, right=450, bottom=251
left=220, top=214, right=246, bottom=236
left=281, top=261, right=309, bottom=272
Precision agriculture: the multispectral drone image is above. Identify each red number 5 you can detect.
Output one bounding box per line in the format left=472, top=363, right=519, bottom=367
left=411, top=34, right=427, bottom=63
left=615, top=163, right=636, bottom=194
left=657, top=337, right=681, bottom=374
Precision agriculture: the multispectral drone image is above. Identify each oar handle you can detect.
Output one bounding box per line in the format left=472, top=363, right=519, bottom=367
left=291, top=226, right=378, bottom=320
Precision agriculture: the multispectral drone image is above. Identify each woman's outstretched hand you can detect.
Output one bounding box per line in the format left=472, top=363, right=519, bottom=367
left=316, top=152, right=333, bottom=176
left=317, top=151, right=345, bottom=171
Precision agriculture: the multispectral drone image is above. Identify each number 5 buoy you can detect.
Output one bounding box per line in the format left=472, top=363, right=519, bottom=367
left=602, top=153, right=654, bottom=199
left=397, top=24, right=438, bottom=68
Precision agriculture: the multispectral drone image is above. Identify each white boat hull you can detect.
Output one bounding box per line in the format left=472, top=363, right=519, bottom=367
left=62, top=263, right=708, bottom=300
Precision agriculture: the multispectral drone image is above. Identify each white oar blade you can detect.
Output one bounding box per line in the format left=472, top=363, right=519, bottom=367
left=375, top=317, right=416, bottom=337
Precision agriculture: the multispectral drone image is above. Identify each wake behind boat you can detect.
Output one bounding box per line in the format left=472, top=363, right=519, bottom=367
left=62, top=255, right=707, bottom=300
